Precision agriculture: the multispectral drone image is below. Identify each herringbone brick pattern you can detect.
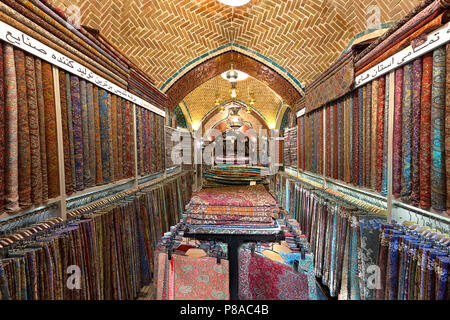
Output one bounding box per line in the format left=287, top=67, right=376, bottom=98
left=49, top=0, right=419, bottom=90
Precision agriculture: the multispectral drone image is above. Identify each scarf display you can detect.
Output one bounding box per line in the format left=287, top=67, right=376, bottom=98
left=273, top=174, right=389, bottom=300
left=0, top=42, right=60, bottom=213
left=283, top=126, right=298, bottom=169
left=0, top=173, right=192, bottom=300
left=135, top=107, right=165, bottom=177
left=376, top=223, right=450, bottom=300
left=60, top=72, right=139, bottom=194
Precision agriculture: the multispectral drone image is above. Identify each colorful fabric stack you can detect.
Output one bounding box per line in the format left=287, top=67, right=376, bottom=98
left=0, top=42, right=60, bottom=213
left=185, top=185, right=280, bottom=233
left=59, top=70, right=137, bottom=195
left=135, top=106, right=165, bottom=177
left=203, top=165, right=268, bottom=187
left=376, top=223, right=450, bottom=300
left=0, top=173, right=191, bottom=300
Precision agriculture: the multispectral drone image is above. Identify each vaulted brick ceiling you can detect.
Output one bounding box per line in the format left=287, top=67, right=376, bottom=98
left=49, top=0, right=419, bottom=89
left=49, top=0, right=419, bottom=122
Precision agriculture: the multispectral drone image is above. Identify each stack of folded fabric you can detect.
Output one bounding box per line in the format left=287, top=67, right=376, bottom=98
left=215, top=155, right=250, bottom=165
left=203, top=165, right=268, bottom=187
left=185, top=185, right=280, bottom=233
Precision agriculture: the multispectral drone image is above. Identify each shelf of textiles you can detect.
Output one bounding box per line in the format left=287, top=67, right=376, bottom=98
left=0, top=173, right=190, bottom=300
left=389, top=44, right=449, bottom=214
left=283, top=127, right=298, bottom=169
left=0, top=42, right=60, bottom=215
left=375, top=221, right=450, bottom=300
left=136, top=106, right=165, bottom=177
left=58, top=70, right=136, bottom=197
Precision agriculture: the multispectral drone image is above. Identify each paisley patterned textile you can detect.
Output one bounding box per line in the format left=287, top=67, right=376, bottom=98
left=430, top=46, right=446, bottom=212
left=411, top=58, right=423, bottom=206
left=353, top=90, right=359, bottom=186
left=376, top=76, right=385, bottom=193
left=371, top=79, right=379, bottom=190
left=420, top=53, right=434, bottom=209
left=3, top=43, right=19, bottom=212
left=0, top=43, right=4, bottom=212
left=41, top=62, right=59, bottom=199
left=25, top=54, right=42, bottom=204
left=189, top=185, right=277, bottom=208
left=59, top=70, right=73, bottom=195
left=86, top=83, right=96, bottom=186
left=172, top=255, right=229, bottom=300
left=70, top=75, right=84, bottom=191
left=239, top=252, right=309, bottom=300
left=15, top=49, right=32, bottom=208
left=446, top=44, right=450, bottom=213
left=402, top=64, right=413, bottom=201
left=65, top=73, right=76, bottom=192
left=98, top=89, right=111, bottom=184
left=358, top=87, right=364, bottom=187
left=80, top=80, right=92, bottom=187
left=382, top=73, right=389, bottom=196
left=393, top=68, right=403, bottom=198
left=93, top=86, right=102, bottom=185
left=364, top=84, right=372, bottom=188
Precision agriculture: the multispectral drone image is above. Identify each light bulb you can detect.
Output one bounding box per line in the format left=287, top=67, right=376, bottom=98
left=217, top=0, right=251, bottom=7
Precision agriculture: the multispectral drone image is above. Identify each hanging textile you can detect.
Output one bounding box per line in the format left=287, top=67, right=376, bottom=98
left=87, top=83, right=96, bottom=185
left=420, top=52, right=434, bottom=209
left=98, top=89, right=111, bottom=184
left=15, top=48, right=32, bottom=208
left=358, top=86, right=364, bottom=187
left=65, top=72, right=76, bottom=192
left=0, top=43, right=4, bottom=212
left=364, top=84, right=372, bottom=188
left=371, top=79, right=379, bottom=190
left=93, top=86, right=102, bottom=185
left=402, top=64, right=413, bottom=201
left=353, top=90, right=359, bottom=186
left=411, top=58, right=423, bottom=206
left=446, top=43, right=450, bottom=213
left=70, top=75, right=84, bottom=191
left=80, top=80, right=92, bottom=188
left=3, top=43, right=19, bottom=212
left=393, top=68, right=403, bottom=198
left=430, top=46, right=446, bottom=212
left=381, top=73, right=389, bottom=196
left=59, top=70, right=73, bottom=195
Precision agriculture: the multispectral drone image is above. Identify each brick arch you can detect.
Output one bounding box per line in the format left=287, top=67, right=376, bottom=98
left=165, top=50, right=303, bottom=111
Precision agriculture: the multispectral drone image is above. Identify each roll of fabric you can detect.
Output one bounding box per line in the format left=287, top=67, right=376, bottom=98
left=361, top=86, right=367, bottom=187
left=87, top=83, right=96, bottom=186
left=349, top=94, right=353, bottom=183
left=336, top=102, right=341, bottom=179
left=330, top=104, right=334, bottom=178
left=93, top=86, right=102, bottom=185
left=343, top=98, right=349, bottom=183
left=376, top=76, right=385, bottom=193
left=339, top=100, right=345, bottom=181
left=59, top=70, right=73, bottom=195
left=15, top=49, right=32, bottom=208
left=99, top=89, right=111, bottom=184
left=353, top=90, right=359, bottom=186
left=116, top=97, right=123, bottom=180
left=0, top=43, right=4, bottom=212
left=430, top=46, right=446, bottom=212
left=70, top=75, right=84, bottom=191
left=326, top=105, right=331, bottom=178
left=42, top=62, right=59, bottom=198
left=25, top=54, right=42, bottom=204
left=333, top=102, right=338, bottom=180
left=411, top=58, right=423, bottom=206
left=382, top=73, right=390, bottom=196
left=35, top=58, right=48, bottom=201
left=111, top=95, right=118, bottom=179
left=319, top=108, right=323, bottom=176
left=365, top=84, right=372, bottom=189
left=371, top=79, right=379, bottom=190
left=393, top=68, right=404, bottom=198
left=420, top=53, right=433, bottom=209
left=446, top=44, right=450, bottom=213
left=107, top=93, right=114, bottom=182
left=402, top=64, right=413, bottom=201
left=358, top=86, right=364, bottom=187
left=80, top=80, right=92, bottom=188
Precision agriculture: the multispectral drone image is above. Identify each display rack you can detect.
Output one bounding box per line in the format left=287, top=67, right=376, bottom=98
left=183, top=229, right=285, bottom=300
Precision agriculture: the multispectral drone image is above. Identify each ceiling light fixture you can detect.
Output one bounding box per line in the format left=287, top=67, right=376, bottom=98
left=217, top=0, right=250, bottom=7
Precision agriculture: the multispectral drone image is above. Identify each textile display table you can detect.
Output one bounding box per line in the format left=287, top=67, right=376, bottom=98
left=183, top=229, right=285, bottom=300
